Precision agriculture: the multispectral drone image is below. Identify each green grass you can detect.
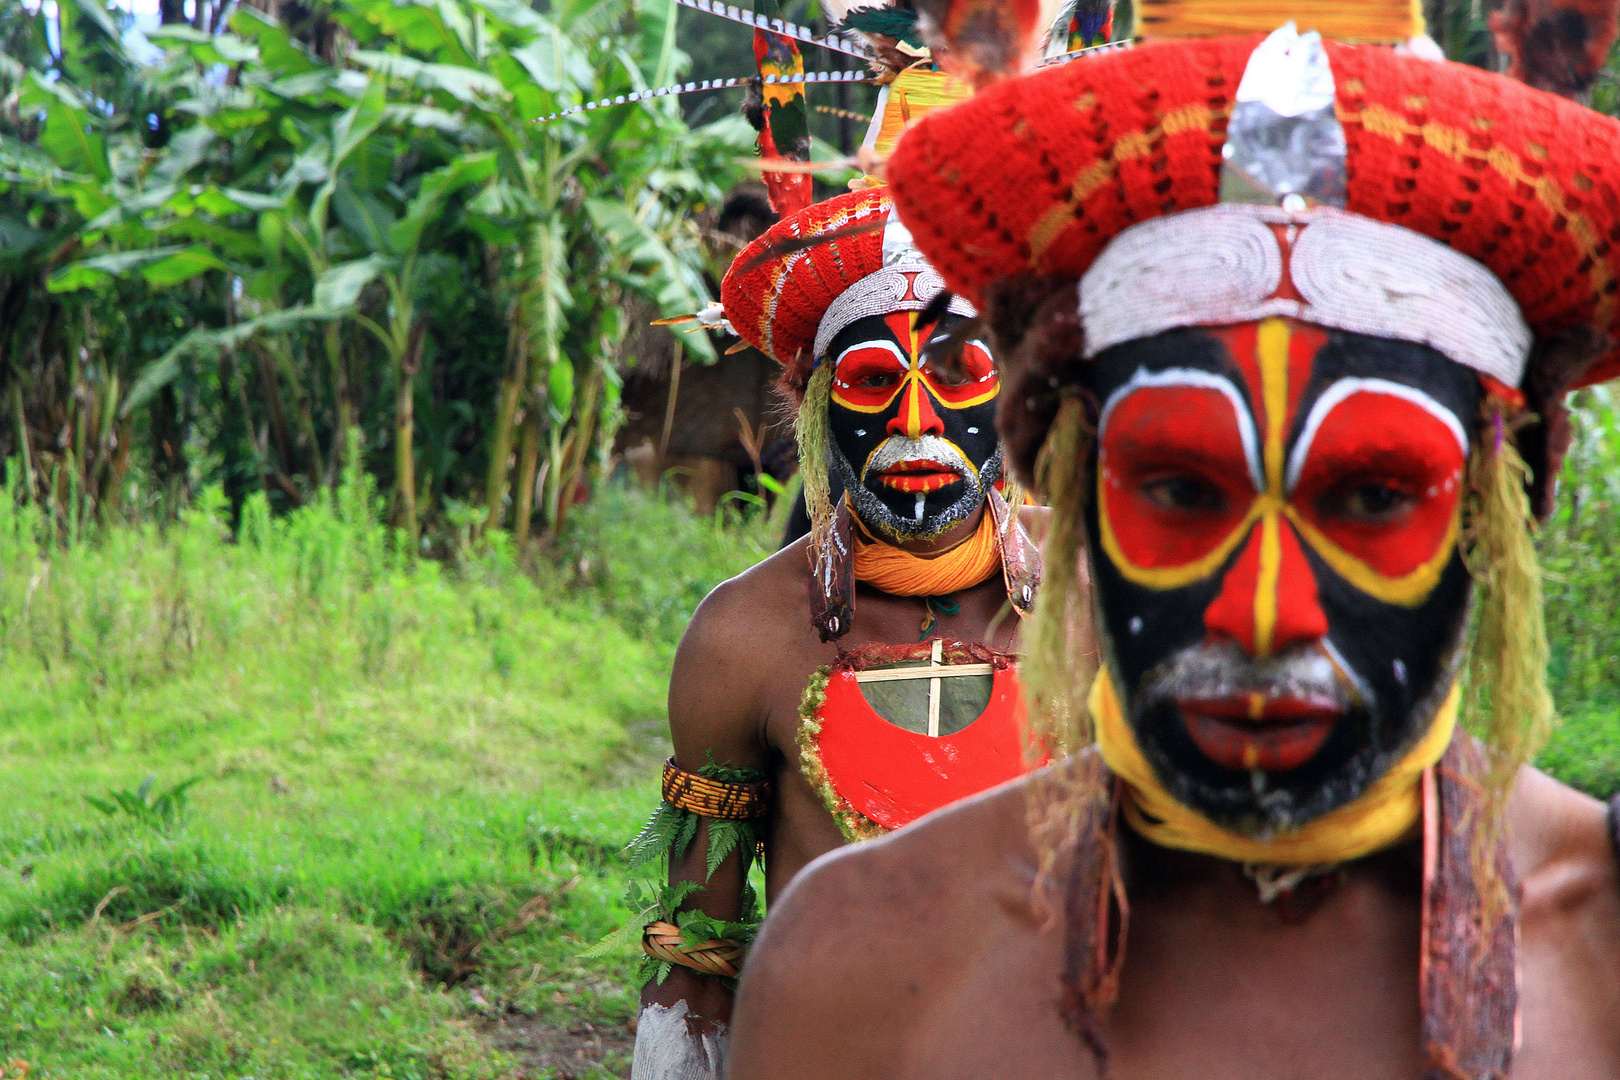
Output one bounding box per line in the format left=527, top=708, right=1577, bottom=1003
left=0, top=471, right=776, bottom=1079
left=0, top=463, right=1614, bottom=1078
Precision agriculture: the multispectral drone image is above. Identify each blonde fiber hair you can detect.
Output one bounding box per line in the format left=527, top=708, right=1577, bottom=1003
left=1461, top=403, right=1558, bottom=914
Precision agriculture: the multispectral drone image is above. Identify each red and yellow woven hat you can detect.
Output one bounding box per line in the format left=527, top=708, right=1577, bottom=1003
left=720, top=187, right=976, bottom=392
left=885, top=34, right=1620, bottom=388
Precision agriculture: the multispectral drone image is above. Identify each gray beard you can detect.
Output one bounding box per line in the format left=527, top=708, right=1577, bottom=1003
left=1126, top=633, right=1464, bottom=835
left=831, top=440, right=1003, bottom=544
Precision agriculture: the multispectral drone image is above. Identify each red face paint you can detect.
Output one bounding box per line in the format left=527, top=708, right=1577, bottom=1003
left=825, top=310, right=1004, bottom=542
left=1082, top=319, right=1481, bottom=826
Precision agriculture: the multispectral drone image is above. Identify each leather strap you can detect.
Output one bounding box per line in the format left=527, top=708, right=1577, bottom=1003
left=1419, top=736, right=1518, bottom=1080
left=810, top=498, right=856, bottom=642
left=1608, top=794, right=1620, bottom=872
left=987, top=486, right=1042, bottom=617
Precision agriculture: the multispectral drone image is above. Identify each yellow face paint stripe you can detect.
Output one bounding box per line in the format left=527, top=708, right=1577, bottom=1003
left=1253, top=511, right=1282, bottom=657
left=831, top=311, right=1002, bottom=415
left=1257, top=318, right=1290, bottom=499
left=1098, top=317, right=1460, bottom=616
left=1249, top=317, right=1293, bottom=656
left=1284, top=504, right=1461, bottom=607
left=1097, top=488, right=1266, bottom=590
left=830, top=375, right=1001, bottom=414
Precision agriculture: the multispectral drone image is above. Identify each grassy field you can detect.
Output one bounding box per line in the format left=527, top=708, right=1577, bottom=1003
left=0, top=471, right=1614, bottom=1079
left=0, top=472, right=775, bottom=1080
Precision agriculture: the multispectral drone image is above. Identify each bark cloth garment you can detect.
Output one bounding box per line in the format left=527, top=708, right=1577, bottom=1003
left=1058, top=736, right=1519, bottom=1079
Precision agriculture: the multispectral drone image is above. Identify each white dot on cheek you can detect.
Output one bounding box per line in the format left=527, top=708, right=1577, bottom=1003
left=1130, top=616, right=1143, bottom=635
left=967, top=427, right=979, bottom=435
left=1393, top=659, right=1407, bottom=685
left=854, top=429, right=865, bottom=437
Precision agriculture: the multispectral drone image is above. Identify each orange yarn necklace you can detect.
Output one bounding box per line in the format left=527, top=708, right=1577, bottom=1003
left=851, top=506, right=1002, bottom=597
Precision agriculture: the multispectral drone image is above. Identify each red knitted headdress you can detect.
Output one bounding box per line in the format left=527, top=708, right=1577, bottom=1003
left=720, top=187, right=978, bottom=394
left=722, top=188, right=890, bottom=391
left=885, top=37, right=1620, bottom=388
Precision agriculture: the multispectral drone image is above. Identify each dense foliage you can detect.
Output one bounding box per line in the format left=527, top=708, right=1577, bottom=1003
left=0, top=0, right=754, bottom=548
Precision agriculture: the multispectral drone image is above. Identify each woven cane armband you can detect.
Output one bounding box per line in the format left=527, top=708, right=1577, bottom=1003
left=662, top=758, right=771, bottom=820
left=642, top=921, right=744, bottom=979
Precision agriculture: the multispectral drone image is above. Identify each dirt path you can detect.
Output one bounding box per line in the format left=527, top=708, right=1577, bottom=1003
left=480, top=1014, right=635, bottom=1078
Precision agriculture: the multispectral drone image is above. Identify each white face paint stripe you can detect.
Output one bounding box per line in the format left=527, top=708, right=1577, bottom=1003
left=832, top=338, right=910, bottom=382
left=1284, top=378, right=1469, bottom=495
left=1097, top=367, right=1264, bottom=495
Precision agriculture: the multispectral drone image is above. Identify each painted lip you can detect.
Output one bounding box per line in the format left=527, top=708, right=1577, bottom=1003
left=873, top=459, right=963, bottom=494
left=1177, top=693, right=1341, bottom=773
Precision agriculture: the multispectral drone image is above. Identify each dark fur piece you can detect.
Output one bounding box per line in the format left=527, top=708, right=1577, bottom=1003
left=983, top=274, right=1087, bottom=488
left=717, top=183, right=779, bottom=245
left=1519, top=326, right=1608, bottom=519
left=1491, top=0, right=1620, bottom=98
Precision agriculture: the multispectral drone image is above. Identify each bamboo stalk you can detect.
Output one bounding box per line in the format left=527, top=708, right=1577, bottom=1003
left=12, top=384, right=33, bottom=504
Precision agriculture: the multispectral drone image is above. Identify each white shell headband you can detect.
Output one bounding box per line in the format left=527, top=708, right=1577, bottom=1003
left=812, top=208, right=977, bottom=360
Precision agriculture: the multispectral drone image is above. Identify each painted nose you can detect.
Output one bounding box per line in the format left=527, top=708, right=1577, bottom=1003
left=1203, top=516, right=1328, bottom=659
left=887, top=377, right=945, bottom=439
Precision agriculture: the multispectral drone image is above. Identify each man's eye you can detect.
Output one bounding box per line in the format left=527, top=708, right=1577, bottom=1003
left=1140, top=475, right=1226, bottom=513
left=861, top=371, right=901, bottom=389
left=1321, top=481, right=1413, bottom=523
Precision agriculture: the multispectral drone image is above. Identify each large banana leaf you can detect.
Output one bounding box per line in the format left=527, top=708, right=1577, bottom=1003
left=584, top=198, right=716, bottom=363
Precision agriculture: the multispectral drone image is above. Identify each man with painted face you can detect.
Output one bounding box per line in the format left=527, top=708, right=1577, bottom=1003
left=625, top=184, right=1047, bottom=1079
left=726, top=16, right=1620, bottom=1080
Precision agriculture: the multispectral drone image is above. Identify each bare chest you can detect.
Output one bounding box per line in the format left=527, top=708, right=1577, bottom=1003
left=885, top=881, right=1423, bottom=1080
left=878, top=882, right=1617, bottom=1080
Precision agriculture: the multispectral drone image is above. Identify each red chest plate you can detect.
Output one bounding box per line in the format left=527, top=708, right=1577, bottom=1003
left=798, top=640, right=1041, bottom=839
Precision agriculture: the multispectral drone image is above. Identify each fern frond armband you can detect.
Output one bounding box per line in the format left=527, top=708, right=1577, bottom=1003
left=641, top=920, right=744, bottom=978
left=662, top=758, right=771, bottom=820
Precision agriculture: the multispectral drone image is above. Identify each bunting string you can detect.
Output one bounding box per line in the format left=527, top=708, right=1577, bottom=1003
left=672, top=0, right=870, bottom=57
left=533, top=40, right=1130, bottom=125
left=535, top=69, right=872, bottom=123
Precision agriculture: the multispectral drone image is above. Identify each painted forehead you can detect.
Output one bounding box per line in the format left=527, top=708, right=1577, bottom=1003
left=825, top=310, right=971, bottom=358
left=1085, top=323, right=1481, bottom=443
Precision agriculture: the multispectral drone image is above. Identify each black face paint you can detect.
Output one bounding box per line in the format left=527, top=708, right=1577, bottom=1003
left=825, top=310, right=1003, bottom=543
left=1081, top=320, right=1480, bottom=832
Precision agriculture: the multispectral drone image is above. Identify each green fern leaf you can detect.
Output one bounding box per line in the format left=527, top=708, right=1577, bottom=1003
left=705, top=820, right=743, bottom=879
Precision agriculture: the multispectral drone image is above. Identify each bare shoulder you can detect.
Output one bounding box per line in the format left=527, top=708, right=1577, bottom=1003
left=675, top=535, right=813, bottom=662
left=727, top=776, right=1037, bottom=1078
left=1508, top=765, right=1620, bottom=1068
left=666, top=537, right=815, bottom=766
left=1507, top=766, right=1618, bottom=921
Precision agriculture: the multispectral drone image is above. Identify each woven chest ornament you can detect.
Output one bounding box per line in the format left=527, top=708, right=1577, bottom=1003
left=799, top=638, right=1038, bottom=840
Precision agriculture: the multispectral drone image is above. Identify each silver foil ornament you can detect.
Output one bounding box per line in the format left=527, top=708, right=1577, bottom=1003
left=1219, top=23, right=1347, bottom=209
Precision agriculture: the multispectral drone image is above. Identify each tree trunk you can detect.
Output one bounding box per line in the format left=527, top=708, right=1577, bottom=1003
left=151, top=384, right=188, bottom=511
left=549, top=361, right=602, bottom=538
left=394, top=314, right=428, bottom=545
left=324, top=322, right=351, bottom=485
left=484, top=307, right=528, bottom=532
left=512, top=404, right=542, bottom=550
